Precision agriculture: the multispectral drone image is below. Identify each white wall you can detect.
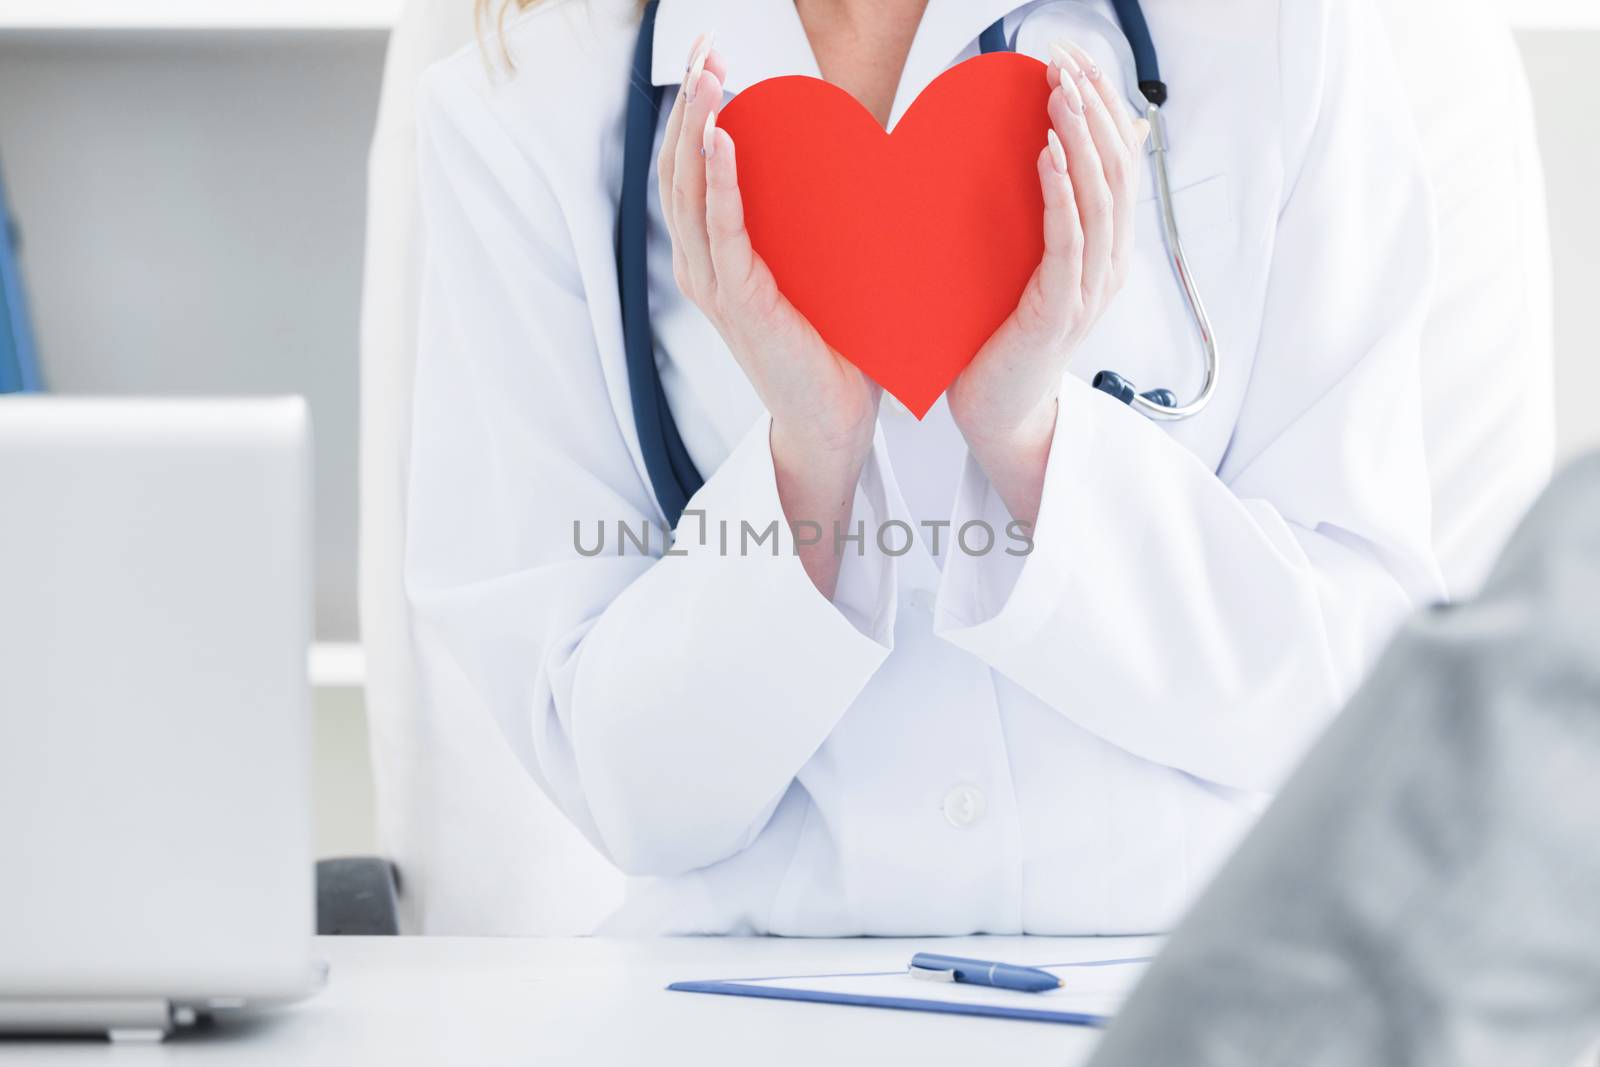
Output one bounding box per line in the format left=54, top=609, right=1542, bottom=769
left=0, top=21, right=1595, bottom=858
left=1519, top=29, right=1600, bottom=461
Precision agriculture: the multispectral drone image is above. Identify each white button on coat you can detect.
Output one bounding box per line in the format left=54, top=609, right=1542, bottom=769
left=402, top=0, right=1538, bottom=936
left=943, top=786, right=986, bottom=829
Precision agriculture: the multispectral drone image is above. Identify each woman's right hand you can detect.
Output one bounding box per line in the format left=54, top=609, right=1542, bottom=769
left=659, top=39, right=878, bottom=597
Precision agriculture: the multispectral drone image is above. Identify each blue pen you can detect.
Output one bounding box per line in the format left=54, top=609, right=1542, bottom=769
left=908, top=953, right=1062, bottom=994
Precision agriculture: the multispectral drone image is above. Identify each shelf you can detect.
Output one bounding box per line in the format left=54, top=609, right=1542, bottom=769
left=0, top=0, right=1595, bottom=32
left=0, top=1, right=402, bottom=32
left=310, top=642, right=367, bottom=689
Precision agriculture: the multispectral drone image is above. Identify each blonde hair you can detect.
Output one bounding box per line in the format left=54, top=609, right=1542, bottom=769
left=474, top=0, right=537, bottom=69
left=474, top=0, right=648, bottom=71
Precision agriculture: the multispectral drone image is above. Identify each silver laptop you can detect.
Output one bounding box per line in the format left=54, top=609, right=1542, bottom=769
left=0, top=396, right=317, bottom=1041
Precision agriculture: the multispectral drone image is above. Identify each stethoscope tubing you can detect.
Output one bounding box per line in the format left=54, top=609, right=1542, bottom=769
left=1133, top=103, right=1219, bottom=421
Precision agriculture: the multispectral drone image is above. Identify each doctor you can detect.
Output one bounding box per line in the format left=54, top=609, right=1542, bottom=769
left=407, top=0, right=1448, bottom=935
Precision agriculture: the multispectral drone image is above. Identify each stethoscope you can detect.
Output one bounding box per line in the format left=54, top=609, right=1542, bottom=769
left=618, top=0, right=1219, bottom=524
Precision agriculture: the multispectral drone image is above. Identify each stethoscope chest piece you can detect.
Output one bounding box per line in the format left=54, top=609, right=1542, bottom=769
left=1091, top=99, right=1220, bottom=422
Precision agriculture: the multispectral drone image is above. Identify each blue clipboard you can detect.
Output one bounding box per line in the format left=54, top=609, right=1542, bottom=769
left=668, top=955, right=1152, bottom=1027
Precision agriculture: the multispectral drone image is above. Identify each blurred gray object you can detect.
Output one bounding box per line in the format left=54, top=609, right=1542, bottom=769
left=1087, top=451, right=1600, bottom=1066
left=315, top=858, right=400, bottom=936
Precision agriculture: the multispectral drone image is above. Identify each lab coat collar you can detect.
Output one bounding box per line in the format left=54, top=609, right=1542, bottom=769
left=890, top=0, right=1025, bottom=127
left=650, top=1, right=821, bottom=95
left=651, top=0, right=1022, bottom=127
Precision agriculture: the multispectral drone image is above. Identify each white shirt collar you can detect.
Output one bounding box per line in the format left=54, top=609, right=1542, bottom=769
left=890, top=0, right=1027, bottom=125
left=650, top=1, right=820, bottom=94
left=650, top=0, right=1022, bottom=128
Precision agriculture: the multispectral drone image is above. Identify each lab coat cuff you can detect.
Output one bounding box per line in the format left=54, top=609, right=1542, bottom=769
left=682, top=413, right=898, bottom=653
left=833, top=425, right=903, bottom=647
left=934, top=381, right=1104, bottom=651
left=932, top=450, right=1033, bottom=629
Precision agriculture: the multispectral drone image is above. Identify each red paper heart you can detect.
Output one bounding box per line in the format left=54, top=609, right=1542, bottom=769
left=718, top=53, right=1053, bottom=418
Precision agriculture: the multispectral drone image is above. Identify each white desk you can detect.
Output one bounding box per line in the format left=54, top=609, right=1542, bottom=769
left=0, top=935, right=1157, bottom=1065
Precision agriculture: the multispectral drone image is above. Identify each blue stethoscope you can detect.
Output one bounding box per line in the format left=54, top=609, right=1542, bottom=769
left=619, top=0, right=1219, bottom=524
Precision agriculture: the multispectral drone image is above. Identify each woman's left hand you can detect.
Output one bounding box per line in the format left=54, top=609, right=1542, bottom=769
left=945, top=42, right=1150, bottom=528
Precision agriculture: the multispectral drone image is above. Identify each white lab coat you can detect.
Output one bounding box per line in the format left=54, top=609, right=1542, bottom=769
left=406, top=0, right=1452, bottom=935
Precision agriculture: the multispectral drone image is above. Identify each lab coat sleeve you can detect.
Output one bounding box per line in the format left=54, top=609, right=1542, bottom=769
left=935, top=0, right=1445, bottom=793
left=404, top=66, right=894, bottom=878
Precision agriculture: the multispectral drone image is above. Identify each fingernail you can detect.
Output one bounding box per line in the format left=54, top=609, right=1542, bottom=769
left=1056, top=79, right=1084, bottom=117
left=1046, top=128, right=1067, bottom=174
left=684, top=31, right=714, bottom=102
left=684, top=30, right=714, bottom=72
left=701, top=109, right=716, bottom=159
left=681, top=34, right=703, bottom=97
left=1050, top=46, right=1085, bottom=114
left=685, top=32, right=708, bottom=66
left=1066, top=41, right=1099, bottom=80
left=1134, top=118, right=1151, bottom=147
